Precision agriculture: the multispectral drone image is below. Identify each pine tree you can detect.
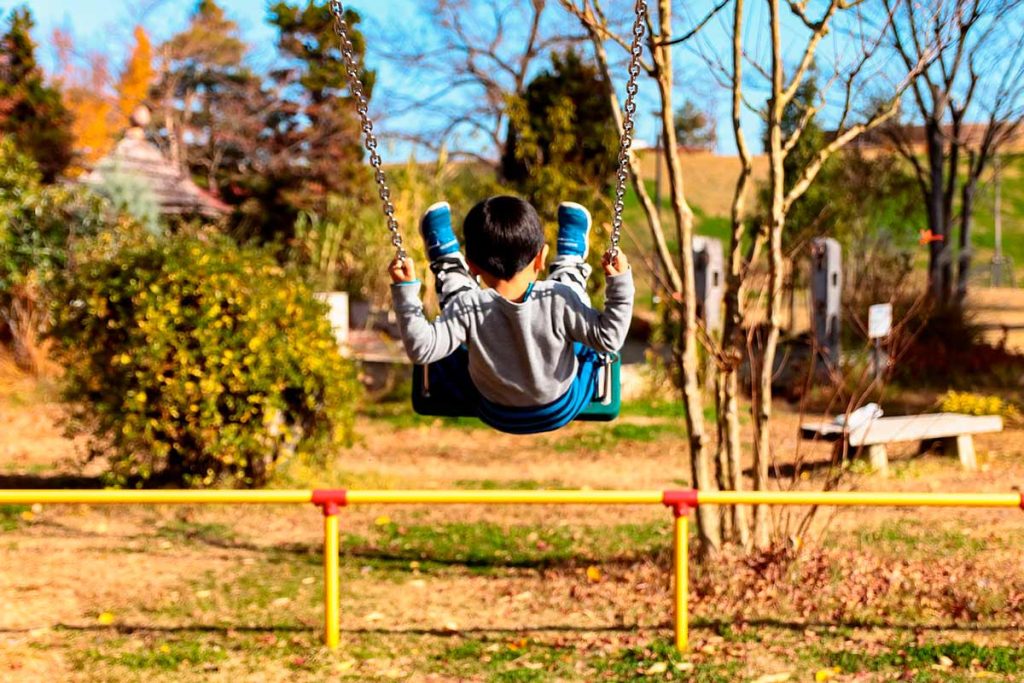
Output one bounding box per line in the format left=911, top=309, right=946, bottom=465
left=117, top=26, right=154, bottom=126
left=0, top=8, right=74, bottom=181
left=267, top=1, right=371, bottom=206
left=152, top=0, right=250, bottom=174
left=502, top=49, right=618, bottom=216
left=674, top=99, right=716, bottom=151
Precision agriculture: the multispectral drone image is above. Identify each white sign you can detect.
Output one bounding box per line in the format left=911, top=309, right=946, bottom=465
left=868, top=303, right=892, bottom=339
left=315, top=291, right=350, bottom=345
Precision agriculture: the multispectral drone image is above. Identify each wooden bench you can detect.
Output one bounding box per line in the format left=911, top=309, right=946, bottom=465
left=800, top=413, right=1004, bottom=475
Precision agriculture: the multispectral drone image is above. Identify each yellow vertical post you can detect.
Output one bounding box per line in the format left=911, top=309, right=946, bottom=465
left=323, top=505, right=340, bottom=650
left=673, top=509, right=689, bottom=652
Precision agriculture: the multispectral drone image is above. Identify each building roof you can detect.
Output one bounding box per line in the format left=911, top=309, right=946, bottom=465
left=839, top=122, right=1024, bottom=153
left=81, top=112, right=228, bottom=218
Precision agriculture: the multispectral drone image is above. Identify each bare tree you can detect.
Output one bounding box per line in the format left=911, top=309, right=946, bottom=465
left=882, top=0, right=1024, bottom=305
left=568, top=0, right=929, bottom=552
left=562, top=0, right=730, bottom=552
left=383, top=0, right=583, bottom=168
left=745, top=0, right=932, bottom=547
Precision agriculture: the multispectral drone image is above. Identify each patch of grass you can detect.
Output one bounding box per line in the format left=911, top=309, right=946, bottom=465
left=346, top=520, right=671, bottom=569
left=620, top=398, right=719, bottom=424
left=83, top=637, right=228, bottom=672
left=855, top=519, right=988, bottom=557
left=151, top=551, right=324, bottom=626
left=818, top=641, right=1024, bottom=676
left=360, top=401, right=485, bottom=430
left=550, top=422, right=685, bottom=452
left=156, top=520, right=236, bottom=545
left=597, top=639, right=742, bottom=682
left=453, top=479, right=567, bottom=490
left=713, top=622, right=760, bottom=643
left=620, top=398, right=687, bottom=418
left=438, top=637, right=577, bottom=681
left=692, top=204, right=732, bottom=244
left=0, top=504, right=29, bottom=531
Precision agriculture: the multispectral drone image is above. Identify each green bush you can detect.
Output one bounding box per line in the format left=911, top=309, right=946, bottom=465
left=49, top=231, right=359, bottom=488
left=0, top=138, right=114, bottom=369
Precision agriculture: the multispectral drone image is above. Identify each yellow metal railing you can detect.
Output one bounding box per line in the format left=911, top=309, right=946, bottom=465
left=0, top=488, right=1020, bottom=652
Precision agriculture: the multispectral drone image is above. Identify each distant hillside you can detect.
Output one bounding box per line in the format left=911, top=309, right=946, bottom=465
left=635, top=149, right=769, bottom=218
left=631, top=148, right=1023, bottom=287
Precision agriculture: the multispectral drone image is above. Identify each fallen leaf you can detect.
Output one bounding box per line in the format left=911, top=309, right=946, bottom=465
left=586, top=566, right=602, bottom=583
left=374, top=515, right=391, bottom=526
left=644, top=661, right=668, bottom=675
left=815, top=667, right=841, bottom=682
left=96, top=612, right=115, bottom=626
left=753, top=673, right=792, bottom=683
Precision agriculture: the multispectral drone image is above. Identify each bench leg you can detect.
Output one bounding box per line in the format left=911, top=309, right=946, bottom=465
left=943, top=435, right=977, bottom=471
left=867, top=444, right=889, bottom=477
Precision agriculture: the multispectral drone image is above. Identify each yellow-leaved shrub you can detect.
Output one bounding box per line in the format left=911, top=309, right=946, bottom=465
left=50, top=231, right=359, bottom=487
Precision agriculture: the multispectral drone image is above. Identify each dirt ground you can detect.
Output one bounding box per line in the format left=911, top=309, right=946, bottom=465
left=1, top=369, right=1023, bottom=681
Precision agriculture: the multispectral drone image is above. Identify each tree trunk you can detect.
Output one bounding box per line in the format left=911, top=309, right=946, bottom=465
left=714, top=376, right=733, bottom=540
left=5, top=290, right=41, bottom=374
left=715, top=0, right=752, bottom=548
left=925, top=119, right=948, bottom=303
left=752, top=0, right=787, bottom=550
left=957, top=162, right=978, bottom=304
left=653, top=0, right=720, bottom=553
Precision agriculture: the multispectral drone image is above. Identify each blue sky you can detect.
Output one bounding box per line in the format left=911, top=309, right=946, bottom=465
left=23, top=0, right=715, bottom=159
left=22, top=0, right=899, bottom=160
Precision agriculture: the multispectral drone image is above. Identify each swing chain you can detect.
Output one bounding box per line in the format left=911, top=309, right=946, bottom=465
left=329, top=2, right=407, bottom=262
left=608, top=0, right=648, bottom=261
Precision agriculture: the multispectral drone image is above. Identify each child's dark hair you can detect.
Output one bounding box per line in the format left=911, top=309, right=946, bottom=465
left=463, top=196, right=544, bottom=279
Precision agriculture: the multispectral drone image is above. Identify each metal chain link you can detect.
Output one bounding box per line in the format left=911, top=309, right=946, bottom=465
left=329, top=0, right=646, bottom=264
left=328, top=1, right=406, bottom=262
left=608, top=0, right=648, bottom=261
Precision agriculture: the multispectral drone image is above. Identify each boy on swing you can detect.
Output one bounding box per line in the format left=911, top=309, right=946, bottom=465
left=389, top=196, right=633, bottom=434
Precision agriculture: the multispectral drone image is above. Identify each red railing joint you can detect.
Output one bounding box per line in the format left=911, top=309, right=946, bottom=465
left=662, top=489, right=698, bottom=518
left=312, top=489, right=348, bottom=516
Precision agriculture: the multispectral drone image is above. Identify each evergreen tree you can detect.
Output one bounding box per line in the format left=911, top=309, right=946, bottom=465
left=502, top=49, right=617, bottom=216
left=152, top=0, right=252, bottom=177
left=674, top=99, right=716, bottom=151
left=0, top=7, right=74, bottom=181
left=267, top=1, right=371, bottom=206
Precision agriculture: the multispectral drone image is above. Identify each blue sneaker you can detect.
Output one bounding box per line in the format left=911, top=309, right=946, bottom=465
left=420, top=201, right=460, bottom=262
left=557, top=202, right=592, bottom=259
